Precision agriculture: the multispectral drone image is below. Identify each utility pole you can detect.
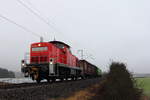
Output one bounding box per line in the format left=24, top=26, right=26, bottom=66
left=78, top=49, right=84, bottom=60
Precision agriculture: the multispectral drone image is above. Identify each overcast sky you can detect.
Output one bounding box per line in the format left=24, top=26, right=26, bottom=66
left=0, top=0, right=150, bottom=73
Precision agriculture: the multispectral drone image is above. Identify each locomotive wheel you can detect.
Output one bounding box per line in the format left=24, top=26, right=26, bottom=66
left=81, top=76, right=86, bottom=80
left=46, top=78, right=50, bottom=83
left=36, top=78, right=41, bottom=83
left=51, top=78, right=56, bottom=82
left=71, top=77, right=75, bottom=81
left=65, top=77, right=68, bottom=81
left=75, top=76, right=78, bottom=80
left=60, top=78, right=64, bottom=82
left=33, top=73, right=41, bottom=83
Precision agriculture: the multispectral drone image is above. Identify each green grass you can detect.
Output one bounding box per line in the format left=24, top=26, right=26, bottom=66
left=136, top=77, right=150, bottom=96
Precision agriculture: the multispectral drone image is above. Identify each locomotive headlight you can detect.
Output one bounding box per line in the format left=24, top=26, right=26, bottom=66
left=22, top=63, right=26, bottom=67
left=50, top=58, right=53, bottom=64
left=22, top=63, right=25, bottom=66
left=50, top=62, right=53, bottom=64
left=38, top=44, right=41, bottom=46
left=21, top=60, right=26, bottom=68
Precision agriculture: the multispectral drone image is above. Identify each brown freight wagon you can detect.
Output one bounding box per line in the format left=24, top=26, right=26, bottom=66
left=78, top=60, right=97, bottom=78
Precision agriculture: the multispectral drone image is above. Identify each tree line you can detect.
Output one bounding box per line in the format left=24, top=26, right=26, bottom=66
left=0, top=67, right=15, bottom=78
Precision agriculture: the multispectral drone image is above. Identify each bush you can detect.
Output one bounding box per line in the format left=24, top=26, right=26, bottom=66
left=91, top=62, right=142, bottom=100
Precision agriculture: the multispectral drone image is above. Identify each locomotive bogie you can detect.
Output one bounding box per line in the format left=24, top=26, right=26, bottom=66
left=21, top=62, right=81, bottom=83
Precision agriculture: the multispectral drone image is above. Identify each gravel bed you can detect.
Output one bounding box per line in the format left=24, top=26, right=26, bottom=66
left=0, top=78, right=101, bottom=100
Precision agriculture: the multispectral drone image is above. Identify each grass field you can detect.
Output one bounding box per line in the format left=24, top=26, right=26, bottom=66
left=136, top=77, right=150, bottom=97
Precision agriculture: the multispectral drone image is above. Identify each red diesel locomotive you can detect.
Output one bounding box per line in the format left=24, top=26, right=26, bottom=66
left=21, top=41, right=81, bottom=83
left=21, top=41, right=101, bottom=83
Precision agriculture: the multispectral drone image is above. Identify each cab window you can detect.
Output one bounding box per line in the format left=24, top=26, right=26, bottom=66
left=55, top=43, right=65, bottom=49
left=32, top=47, right=48, bottom=51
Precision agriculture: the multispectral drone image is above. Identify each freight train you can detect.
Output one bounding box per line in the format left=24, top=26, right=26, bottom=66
left=21, top=41, right=101, bottom=83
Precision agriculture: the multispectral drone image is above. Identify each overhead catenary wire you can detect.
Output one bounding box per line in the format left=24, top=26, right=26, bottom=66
left=16, top=0, right=63, bottom=35
left=16, top=0, right=80, bottom=47
left=23, top=0, right=51, bottom=22
left=16, top=0, right=95, bottom=61
left=0, top=14, right=41, bottom=38
left=23, top=0, right=57, bottom=29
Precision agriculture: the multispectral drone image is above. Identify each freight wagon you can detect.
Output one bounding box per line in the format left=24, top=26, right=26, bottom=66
left=79, top=60, right=102, bottom=78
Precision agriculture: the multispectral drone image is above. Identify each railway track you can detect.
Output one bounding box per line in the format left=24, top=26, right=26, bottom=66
left=0, top=78, right=101, bottom=100
left=0, top=78, right=99, bottom=89
left=0, top=79, right=74, bottom=89
left=0, top=81, right=48, bottom=89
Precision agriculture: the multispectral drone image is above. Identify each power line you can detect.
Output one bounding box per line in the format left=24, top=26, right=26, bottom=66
left=25, top=0, right=57, bottom=26
left=16, top=0, right=62, bottom=35
left=17, top=0, right=77, bottom=44
left=0, top=14, right=41, bottom=38
left=16, top=0, right=90, bottom=59
left=24, top=0, right=49, bottom=21
left=23, top=0, right=57, bottom=29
